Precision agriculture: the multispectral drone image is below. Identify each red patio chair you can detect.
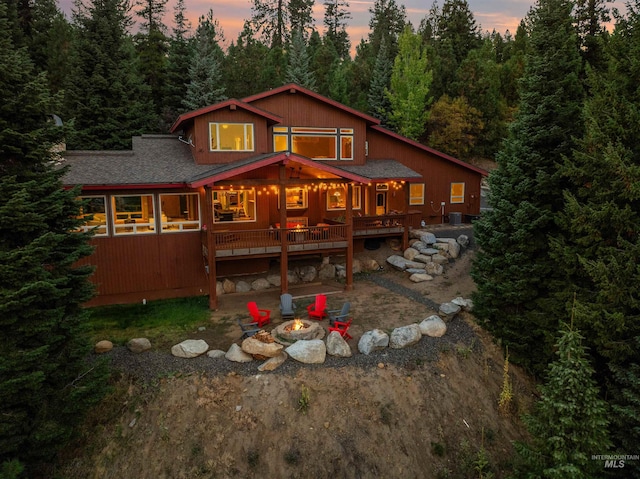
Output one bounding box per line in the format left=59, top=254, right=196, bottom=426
left=328, top=318, right=353, bottom=340
left=306, top=294, right=328, bottom=321
left=247, top=301, right=271, bottom=328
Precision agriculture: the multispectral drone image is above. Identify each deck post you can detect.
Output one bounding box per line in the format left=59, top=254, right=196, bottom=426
left=205, top=186, right=218, bottom=310
left=402, top=182, right=409, bottom=250
left=345, top=182, right=354, bottom=291
left=279, top=164, right=289, bottom=294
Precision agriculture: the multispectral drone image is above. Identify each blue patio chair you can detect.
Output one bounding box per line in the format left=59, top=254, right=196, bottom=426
left=279, top=293, right=296, bottom=320
left=328, top=301, right=351, bottom=326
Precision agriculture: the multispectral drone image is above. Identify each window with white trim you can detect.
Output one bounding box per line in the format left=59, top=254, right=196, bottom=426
left=284, top=187, right=308, bottom=209
left=450, top=182, right=465, bottom=204
left=111, top=195, right=155, bottom=235
left=409, top=183, right=425, bottom=205
left=273, top=126, right=354, bottom=160
left=213, top=189, right=256, bottom=222
left=326, top=185, right=361, bottom=210
left=160, top=193, right=200, bottom=232
left=77, top=196, right=108, bottom=236
left=209, top=123, right=254, bottom=151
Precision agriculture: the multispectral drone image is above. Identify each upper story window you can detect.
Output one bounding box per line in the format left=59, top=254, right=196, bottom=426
left=111, top=195, right=155, bottom=235
left=160, top=193, right=200, bottom=232
left=77, top=196, right=108, bottom=236
left=213, top=189, right=256, bottom=222
left=273, top=127, right=354, bottom=160
left=210, top=123, right=254, bottom=151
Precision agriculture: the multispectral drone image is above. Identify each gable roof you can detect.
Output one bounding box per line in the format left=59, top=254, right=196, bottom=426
left=337, top=159, right=423, bottom=181
left=242, top=83, right=382, bottom=126
left=370, top=125, right=488, bottom=176
left=169, top=98, right=282, bottom=134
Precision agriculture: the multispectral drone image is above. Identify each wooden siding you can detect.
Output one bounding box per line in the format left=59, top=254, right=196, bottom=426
left=189, top=109, right=271, bottom=164
left=248, top=91, right=368, bottom=165
left=366, top=130, right=483, bottom=223
left=81, top=232, right=208, bottom=305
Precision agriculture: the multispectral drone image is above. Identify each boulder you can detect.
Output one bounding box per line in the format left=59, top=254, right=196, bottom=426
left=457, top=234, right=470, bottom=248
left=431, top=253, right=449, bottom=265
left=235, top=280, right=251, bottom=293
left=422, top=248, right=441, bottom=256
left=433, top=242, right=450, bottom=253
left=225, top=343, right=253, bottom=362
left=358, top=329, right=389, bottom=355
left=171, top=339, right=209, bottom=358
left=285, top=339, right=326, bottom=364
left=299, top=265, right=317, bottom=283
left=352, top=259, right=362, bottom=274
left=403, top=247, right=420, bottom=261
left=360, top=258, right=380, bottom=271
left=438, top=302, right=462, bottom=321
left=412, top=230, right=436, bottom=245
left=207, top=349, right=226, bottom=359
left=287, top=270, right=301, bottom=284
left=95, top=340, right=113, bottom=354
left=318, top=263, right=336, bottom=280
left=258, top=352, right=288, bottom=371
left=326, top=331, right=352, bottom=357
left=251, top=278, right=271, bottom=291
left=267, top=274, right=281, bottom=287
left=452, top=297, right=474, bottom=311
left=127, top=337, right=151, bottom=354
left=419, top=315, right=447, bottom=337
left=241, top=336, right=284, bottom=358
left=216, top=281, right=224, bottom=295
left=441, top=238, right=461, bottom=258
left=413, top=254, right=432, bottom=264
left=425, top=262, right=444, bottom=276
left=389, top=324, right=422, bottom=349
left=222, top=278, right=235, bottom=294
left=386, top=255, right=408, bottom=270
left=409, top=273, right=433, bottom=283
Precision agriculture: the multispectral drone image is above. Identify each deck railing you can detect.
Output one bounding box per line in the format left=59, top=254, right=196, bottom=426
left=213, top=224, right=348, bottom=250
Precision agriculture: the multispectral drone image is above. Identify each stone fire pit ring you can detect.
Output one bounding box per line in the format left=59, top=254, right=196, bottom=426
left=271, top=319, right=325, bottom=345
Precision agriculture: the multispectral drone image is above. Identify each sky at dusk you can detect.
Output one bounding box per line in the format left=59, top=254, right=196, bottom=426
left=59, top=0, right=534, bottom=48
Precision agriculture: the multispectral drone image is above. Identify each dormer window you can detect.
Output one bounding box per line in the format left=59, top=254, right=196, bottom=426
left=273, top=127, right=354, bottom=160
left=209, top=123, right=254, bottom=151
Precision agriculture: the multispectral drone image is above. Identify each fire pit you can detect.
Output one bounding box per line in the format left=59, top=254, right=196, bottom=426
left=272, top=318, right=325, bottom=345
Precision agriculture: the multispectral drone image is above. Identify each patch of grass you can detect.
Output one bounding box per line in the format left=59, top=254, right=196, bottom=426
left=246, top=449, right=260, bottom=468
left=87, top=296, right=211, bottom=347
left=431, top=441, right=445, bottom=457
left=284, top=447, right=300, bottom=465
left=297, top=384, right=310, bottom=414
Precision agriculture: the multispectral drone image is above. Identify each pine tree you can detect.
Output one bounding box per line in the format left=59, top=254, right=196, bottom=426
left=163, top=0, right=193, bottom=124
left=470, top=0, right=584, bottom=374
left=64, top=0, right=154, bottom=149
left=386, top=26, right=432, bottom=140
left=0, top=4, right=108, bottom=473
left=514, top=318, right=610, bottom=478
left=323, top=0, right=351, bottom=60
left=285, top=29, right=316, bottom=89
left=224, top=22, right=273, bottom=98
left=367, top=36, right=393, bottom=125
left=309, top=31, right=339, bottom=96
left=183, top=10, right=227, bottom=111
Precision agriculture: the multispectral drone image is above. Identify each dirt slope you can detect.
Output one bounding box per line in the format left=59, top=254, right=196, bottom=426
left=59, top=240, right=536, bottom=478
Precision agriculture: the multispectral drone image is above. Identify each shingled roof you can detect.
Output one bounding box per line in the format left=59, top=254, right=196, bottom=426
left=336, top=159, right=422, bottom=181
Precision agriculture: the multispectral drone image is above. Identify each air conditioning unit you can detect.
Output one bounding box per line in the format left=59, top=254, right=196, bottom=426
left=376, top=183, right=389, bottom=191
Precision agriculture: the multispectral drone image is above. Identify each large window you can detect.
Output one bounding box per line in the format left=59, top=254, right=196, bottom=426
left=213, top=189, right=256, bottom=222
left=284, top=187, right=308, bottom=209
left=326, top=185, right=361, bottom=210
left=111, top=195, right=155, bottom=235
left=409, top=183, right=425, bottom=205
left=160, top=193, right=200, bottom=232
left=450, top=182, right=465, bottom=204
left=77, top=196, right=108, bottom=236
left=209, top=123, right=254, bottom=151
left=273, top=127, right=354, bottom=160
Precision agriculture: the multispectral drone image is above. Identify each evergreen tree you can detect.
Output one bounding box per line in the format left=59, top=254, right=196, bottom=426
left=470, top=0, right=584, bottom=374
left=386, top=26, right=432, bottom=140
left=367, top=0, right=406, bottom=58
left=64, top=0, right=153, bottom=149
left=367, top=36, right=393, bottom=125
left=224, top=22, right=273, bottom=98
left=183, top=10, right=227, bottom=111
left=550, top=3, right=640, bottom=464
left=310, top=31, right=339, bottom=95
left=285, top=29, right=316, bottom=89
left=163, top=0, right=193, bottom=125
left=134, top=0, right=169, bottom=129
left=328, top=58, right=350, bottom=103
left=0, top=4, right=108, bottom=473
left=514, top=319, right=610, bottom=478
left=252, top=0, right=289, bottom=48
left=323, top=0, right=350, bottom=60
left=288, top=0, right=314, bottom=37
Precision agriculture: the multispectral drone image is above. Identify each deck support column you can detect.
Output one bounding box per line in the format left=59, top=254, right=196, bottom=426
left=205, top=185, right=218, bottom=310
left=402, top=182, right=409, bottom=250
left=279, top=164, right=289, bottom=294
left=345, top=182, right=354, bottom=291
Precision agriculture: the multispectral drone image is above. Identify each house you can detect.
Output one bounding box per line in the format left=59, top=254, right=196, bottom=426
left=61, top=83, right=487, bottom=309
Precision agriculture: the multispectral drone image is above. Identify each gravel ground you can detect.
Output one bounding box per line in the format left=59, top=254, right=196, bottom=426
left=105, top=314, right=479, bottom=384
